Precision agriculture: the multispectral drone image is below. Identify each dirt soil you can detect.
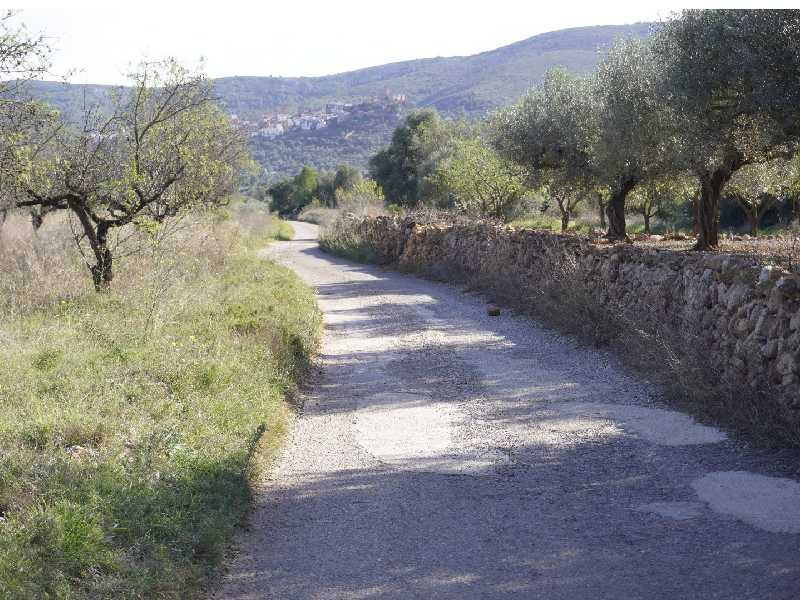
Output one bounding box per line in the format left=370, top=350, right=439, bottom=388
left=215, top=221, right=800, bottom=600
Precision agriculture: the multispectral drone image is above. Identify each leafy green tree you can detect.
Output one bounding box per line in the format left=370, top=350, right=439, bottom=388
left=726, top=159, right=797, bottom=235
left=333, top=164, right=362, bottom=197
left=268, top=180, right=299, bottom=217
left=432, top=135, right=527, bottom=220
left=293, top=165, right=317, bottom=203
left=369, top=110, right=442, bottom=206
left=270, top=165, right=318, bottom=217
left=335, top=178, right=384, bottom=213
left=314, top=170, right=337, bottom=207
left=491, top=69, right=600, bottom=226
left=592, top=37, right=673, bottom=240
left=0, top=11, right=51, bottom=221
left=628, top=175, right=695, bottom=234
left=9, top=60, right=249, bottom=290
left=653, top=9, right=800, bottom=248
left=311, top=165, right=362, bottom=208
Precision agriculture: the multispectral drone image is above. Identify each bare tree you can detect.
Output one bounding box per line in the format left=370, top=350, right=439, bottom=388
left=9, top=60, right=250, bottom=290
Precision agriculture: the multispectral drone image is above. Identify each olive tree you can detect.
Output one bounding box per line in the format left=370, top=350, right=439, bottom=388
left=494, top=37, right=670, bottom=241
left=10, top=60, right=249, bottom=290
left=727, top=159, right=797, bottom=235
left=653, top=9, right=800, bottom=249
left=628, top=174, right=695, bottom=235
left=591, top=37, right=673, bottom=240
left=528, top=169, right=591, bottom=231
left=492, top=69, right=598, bottom=223
left=432, top=135, right=527, bottom=220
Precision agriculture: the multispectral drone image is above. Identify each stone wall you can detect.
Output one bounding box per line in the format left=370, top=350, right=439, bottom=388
left=332, top=215, right=800, bottom=421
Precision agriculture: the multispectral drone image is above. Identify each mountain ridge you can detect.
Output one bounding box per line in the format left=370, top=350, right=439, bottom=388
left=24, top=22, right=653, bottom=178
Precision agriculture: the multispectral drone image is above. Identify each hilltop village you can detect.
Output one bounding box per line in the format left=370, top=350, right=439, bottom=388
left=232, top=91, right=407, bottom=138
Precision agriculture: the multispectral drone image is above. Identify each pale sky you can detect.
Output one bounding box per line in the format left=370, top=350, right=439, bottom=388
left=7, top=1, right=796, bottom=85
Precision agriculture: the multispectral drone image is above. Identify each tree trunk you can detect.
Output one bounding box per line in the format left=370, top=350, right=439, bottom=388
left=598, top=200, right=607, bottom=229
left=695, top=171, right=730, bottom=250
left=643, top=213, right=651, bottom=235
left=90, top=224, right=114, bottom=292
left=31, top=210, right=44, bottom=230
left=561, top=212, right=569, bottom=231
left=69, top=200, right=115, bottom=291
left=745, top=209, right=759, bottom=236
left=605, top=179, right=636, bottom=241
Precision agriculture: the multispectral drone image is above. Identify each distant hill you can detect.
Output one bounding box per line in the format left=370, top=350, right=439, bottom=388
left=25, top=23, right=653, bottom=179
left=213, top=22, right=652, bottom=118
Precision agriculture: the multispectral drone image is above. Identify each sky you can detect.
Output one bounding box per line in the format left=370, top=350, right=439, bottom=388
left=7, top=1, right=798, bottom=85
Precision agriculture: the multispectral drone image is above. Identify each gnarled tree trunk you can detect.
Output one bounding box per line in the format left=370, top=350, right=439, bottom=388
left=68, top=200, right=115, bottom=291
left=90, top=230, right=114, bottom=292
left=695, top=170, right=732, bottom=250
left=605, top=179, right=636, bottom=241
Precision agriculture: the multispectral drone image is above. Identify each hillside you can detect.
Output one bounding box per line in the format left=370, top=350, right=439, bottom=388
left=25, top=23, right=652, bottom=179
left=214, top=22, right=652, bottom=117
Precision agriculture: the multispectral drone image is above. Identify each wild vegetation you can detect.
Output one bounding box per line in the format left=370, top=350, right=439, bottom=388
left=0, top=14, right=320, bottom=598
left=0, top=206, right=320, bottom=598
left=264, top=163, right=378, bottom=219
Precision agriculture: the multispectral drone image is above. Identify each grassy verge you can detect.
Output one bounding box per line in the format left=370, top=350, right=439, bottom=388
left=0, top=208, right=320, bottom=598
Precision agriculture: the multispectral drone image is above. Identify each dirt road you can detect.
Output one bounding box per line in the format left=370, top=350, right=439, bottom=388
left=217, top=221, right=800, bottom=599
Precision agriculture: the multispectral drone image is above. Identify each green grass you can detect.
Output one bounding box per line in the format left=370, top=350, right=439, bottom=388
left=511, top=214, right=595, bottom=234
left=273, top=220, right=295, bottom=241
left=0, top=217, right=321, bottom=598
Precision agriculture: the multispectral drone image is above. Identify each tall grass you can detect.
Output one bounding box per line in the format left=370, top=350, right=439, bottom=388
left=0, top=206, right=320, bottom=598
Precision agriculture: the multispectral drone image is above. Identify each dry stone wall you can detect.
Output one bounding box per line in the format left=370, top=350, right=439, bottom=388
left=334, top=215, right=800, bottom=421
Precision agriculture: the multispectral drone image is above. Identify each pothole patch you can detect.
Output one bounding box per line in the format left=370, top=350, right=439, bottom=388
left=354, top=392, right=509, bottom=474
left=692, top=471, right=800, bottom=534
left=557, top=402, right=727, bottom=446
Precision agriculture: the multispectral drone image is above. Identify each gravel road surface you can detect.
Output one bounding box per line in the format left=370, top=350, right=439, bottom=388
left=217, top=221, right=800, bottom=600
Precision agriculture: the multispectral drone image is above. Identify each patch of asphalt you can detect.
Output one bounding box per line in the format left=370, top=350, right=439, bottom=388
left=693, top=471, right=800, bottom=534
left=217, top=221, right=800, bottom=600
left=547, top=402, right=728, bottom=447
